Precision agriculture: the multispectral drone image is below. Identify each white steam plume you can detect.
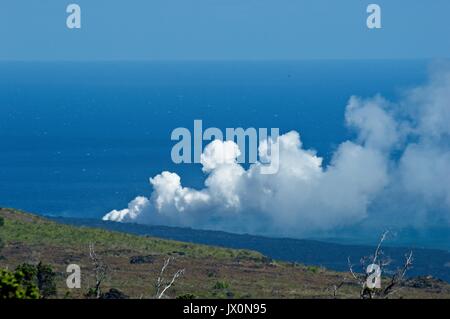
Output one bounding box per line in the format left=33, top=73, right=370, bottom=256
left=103, top=66, right=450, bottom=237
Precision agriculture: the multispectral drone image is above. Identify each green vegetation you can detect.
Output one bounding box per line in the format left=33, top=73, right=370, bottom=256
left=0, top=262, right=57, bottom=299
left=0, top=208, right=263, bottom=262
left=0, top=268, right=40, bottom=299
left=0, top=212, right=57, bottom=299
left=0, top=215, right=4, bottom=254
left=213, top=280, right=230, bottom=290
left=16, top=263, right=57, bottom=298
left=305, top=265, right=322, bottom=274
left=212, top=280, right=234, bottom=299
left=1, top=207, right=450, bottom=299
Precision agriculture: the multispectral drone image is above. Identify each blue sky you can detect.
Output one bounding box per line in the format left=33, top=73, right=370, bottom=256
left=0, top=0, right=449, bottom=60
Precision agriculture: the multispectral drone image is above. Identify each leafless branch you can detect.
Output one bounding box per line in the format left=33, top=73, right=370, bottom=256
left=372, top=230, right=389, bottom=265
left=381, top=250, right=413, bottom=298
left=340, top=231, right=413, bottom=299
left=348, top=257, right=362, bottom=284
left=89, top=243, right=108, bottom=299
left=329, top=279, right=346, bottom=298
left=154, top=257, right=185, bottom=299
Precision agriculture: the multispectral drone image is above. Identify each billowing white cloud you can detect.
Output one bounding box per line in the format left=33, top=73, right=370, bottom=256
left=103, top=67, right=450, bottom=236
left=104, top=196, right=150, bottom=223
left=345, top=95, right=399, bottom=151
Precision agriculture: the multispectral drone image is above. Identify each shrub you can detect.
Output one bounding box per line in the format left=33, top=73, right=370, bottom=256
left=213, top=280, right=230, bottom=290
left=15, top=262, right=57, bottom=298
left=305, top=265, right=321, bottom=273
left=36, top=263, right=57, bottom=298
left=0, top=268, right=40, bottom=299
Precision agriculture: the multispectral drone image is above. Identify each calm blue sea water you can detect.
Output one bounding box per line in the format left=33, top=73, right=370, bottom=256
left=0, top=61, right=428, bottom=218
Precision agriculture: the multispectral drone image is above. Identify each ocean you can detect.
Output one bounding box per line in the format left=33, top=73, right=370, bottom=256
left=0, top=60, right=428, bottom=219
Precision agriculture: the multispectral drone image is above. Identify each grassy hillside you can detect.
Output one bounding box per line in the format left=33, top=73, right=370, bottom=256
left=52, top=216, right=450, bottom=282
left=1, top=208, right=449, bottom=299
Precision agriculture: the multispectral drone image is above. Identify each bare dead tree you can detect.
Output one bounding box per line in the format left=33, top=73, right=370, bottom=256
left=329, top=279, right=347, bottom=298
left=154, top=257, right=185, bottom=299
left=88, top=243, right=108, bottom=299
left=348, top=231, right=392, bottom=298
left=333, top=231, right=413, bottom=299
left=380, top=251, right=413, bottom=297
